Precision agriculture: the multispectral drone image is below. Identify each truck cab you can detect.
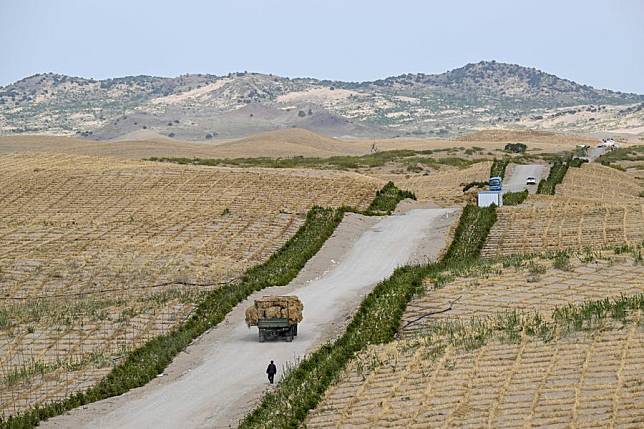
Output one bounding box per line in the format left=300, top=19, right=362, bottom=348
left=488, top=176, right=503, bottom=192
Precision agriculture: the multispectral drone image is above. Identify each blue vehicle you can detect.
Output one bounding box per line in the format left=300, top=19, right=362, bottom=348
left=488, top=176, right=503, bottom=192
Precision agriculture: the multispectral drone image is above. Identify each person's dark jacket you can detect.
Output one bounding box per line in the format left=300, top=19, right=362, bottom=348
left=266, top=363, right=277, bottom=376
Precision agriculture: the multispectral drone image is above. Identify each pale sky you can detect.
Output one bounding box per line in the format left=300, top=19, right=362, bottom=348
left=1, top=0, right=643, bottom=93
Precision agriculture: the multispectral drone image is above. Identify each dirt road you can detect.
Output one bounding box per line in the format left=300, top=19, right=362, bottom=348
left=503, top=163, right=548, bottom=194
left=42, top=207, right=457, bottom=429
left=587, top=146, right=607, bottom=162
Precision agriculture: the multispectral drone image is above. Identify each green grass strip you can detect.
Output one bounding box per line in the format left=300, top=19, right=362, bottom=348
left=146, top=151, right=484, bottom=171
left=0, top=207, right=344, bottom=429
left=490, top=158, right=510, bottom=179
left=240, top=204, right=496, bottom=428
left=364, top=181, right=416, bottom=214
left=1, top=180, right=416, bottom=429
left=503, top=190, right=528, bottom=206
left=441, top=204, right=497, bottom=264
left=537, top=158, right=569, bottom=195
left=596, top=145, right=644, bottom=165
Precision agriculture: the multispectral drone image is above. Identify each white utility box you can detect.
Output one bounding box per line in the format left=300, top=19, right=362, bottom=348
left=477, top=191, right=503, bottom=207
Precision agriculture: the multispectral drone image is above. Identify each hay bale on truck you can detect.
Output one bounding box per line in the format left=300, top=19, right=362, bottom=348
left=245, top=295, right=303, bottom=342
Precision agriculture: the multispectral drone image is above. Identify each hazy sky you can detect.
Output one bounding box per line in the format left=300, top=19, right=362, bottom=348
left=2, top=0, right=643, bottom=92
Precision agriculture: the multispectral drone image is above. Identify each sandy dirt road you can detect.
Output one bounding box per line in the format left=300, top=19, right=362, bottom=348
left=503, top=163, right=548, bottom=194
left=42, top=207, right=457, bottom=429
left=587, top=145, right=607, bottom=162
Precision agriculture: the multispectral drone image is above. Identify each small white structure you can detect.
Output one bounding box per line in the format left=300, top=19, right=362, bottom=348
left=598, top=138, right=619, bottom=149
left=478, top=191, right=503, bottom=207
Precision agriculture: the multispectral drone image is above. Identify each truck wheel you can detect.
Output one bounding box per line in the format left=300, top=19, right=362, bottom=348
left=286, top=335, right=293, bottom=342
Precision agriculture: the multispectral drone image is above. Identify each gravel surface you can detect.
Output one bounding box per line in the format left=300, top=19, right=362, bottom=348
left=41, top=206, right=457, bottom=429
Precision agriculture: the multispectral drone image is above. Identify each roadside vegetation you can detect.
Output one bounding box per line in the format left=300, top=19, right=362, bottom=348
left=411, top=293, right=643, bottom=352
left=537, top=158, right=569, bottom=194
left=503, top=143, right=527, bottom=153
left=462, top=180, right=488, bottom=192
left=597, top=145, right=644, bottom=164
left=503, top=190, right=528, bottom=206
left=146, top=150, right=485, bottom=171
left=240, top=204, right=498, bottom=428
left=461, top=158, right=511, bottom=192
left=568, top=157, right=588, bottom=168
left=536, top=150, right=594, bottom=195
left=362, top=181, right=415, bottom=214
left=441, top=205, right=497, bottom=263
left=597, top=145, right=644, bottom=171
left=0, top=180, right=415, bottom=429
left=0, top=206, right=342, bottom=429
left=490, top=158, right=510, bottom=178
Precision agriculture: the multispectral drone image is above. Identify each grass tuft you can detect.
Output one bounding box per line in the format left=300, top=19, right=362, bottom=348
left=503, top=190, right=528, bottom=206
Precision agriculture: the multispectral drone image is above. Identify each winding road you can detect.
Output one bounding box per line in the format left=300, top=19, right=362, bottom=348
left=42, top=207, right=457, bottom=429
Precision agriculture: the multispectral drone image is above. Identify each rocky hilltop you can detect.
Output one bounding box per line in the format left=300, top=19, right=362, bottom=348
left=1, top=61, right=642, bottom=139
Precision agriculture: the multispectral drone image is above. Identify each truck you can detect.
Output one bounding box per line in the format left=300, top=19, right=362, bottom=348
left=488, top=176, right=503, bottom=192
left=245, top=295, right=303, bottom=342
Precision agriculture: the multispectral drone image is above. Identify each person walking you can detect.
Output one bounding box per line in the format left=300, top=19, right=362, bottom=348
left=266, top=360, right=277, bottom=384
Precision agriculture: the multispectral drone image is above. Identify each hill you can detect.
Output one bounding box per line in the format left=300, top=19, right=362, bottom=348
left=1, top=62, right=643, bottom=139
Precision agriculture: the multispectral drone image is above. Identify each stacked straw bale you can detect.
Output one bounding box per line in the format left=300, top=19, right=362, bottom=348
left=245, top=295, right=303, bottom=326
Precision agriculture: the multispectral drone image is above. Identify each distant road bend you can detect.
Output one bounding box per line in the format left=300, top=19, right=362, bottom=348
left=42, top=207, right=458, bottom=429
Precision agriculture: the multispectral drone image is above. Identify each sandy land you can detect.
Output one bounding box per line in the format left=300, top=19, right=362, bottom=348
left=0, top=128, right=601, bottom=160
left=276, top=87, right=359, bottom=104
left=150, top=79, right=230, bottom=105
left=40, top=206, right=457, bottom=429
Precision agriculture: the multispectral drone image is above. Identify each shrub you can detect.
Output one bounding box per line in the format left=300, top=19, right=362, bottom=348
left=553, top=251, right=572, bottom=271
left=442, top=204, right=497, bottom=264
left=490, top=158, right=510, bottom=179
left=462, top=181, right=488, bottom=192
left=503, top=190, right=528, bottom=206
left=504, top=143, right=527, bottom=153
left=537, top=158, right=569, bottom=195
left=363, top=182, right=416, bottom=215
left=569, top=158, right=588, bottom=168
